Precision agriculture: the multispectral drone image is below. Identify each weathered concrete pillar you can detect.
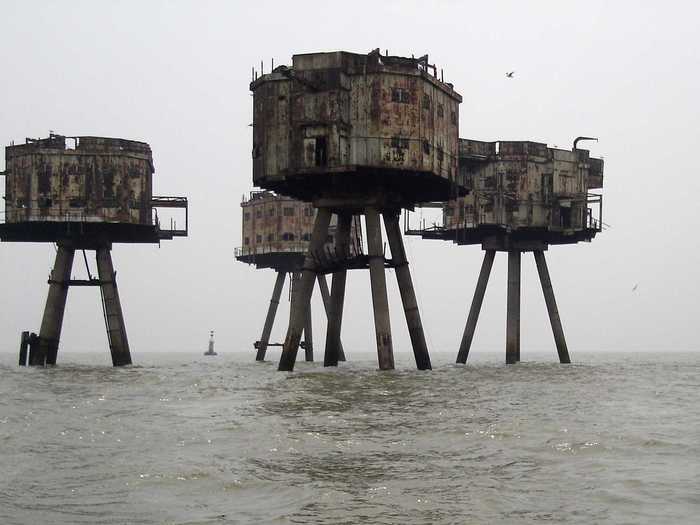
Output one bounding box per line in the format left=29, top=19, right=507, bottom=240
left=506, top=250, right=521, bottom=364
left=279, top=208, right=331, bottom=371
left=317, top=274, right=346, bottom=362
left=96, top=248, right=132, bottom=367
left=366, top=207, right=394, bottom=370
left=304, top=298, right=313, bottom=362
left=324, top=212, right=352, bottom=366
left=383, top=211, right=431, bottom=370
left=256, top=271, right=286, bottom=361
left=534, top=250, right=571, bottom=364
left=457, top=249, right=496, bottom=364
left=34, top=244, right=75, bottom=366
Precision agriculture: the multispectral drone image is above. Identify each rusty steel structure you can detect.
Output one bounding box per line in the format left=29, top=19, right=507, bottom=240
left=406, top=137, right=604, bottom=364
left=2, top=134, right=188, bottom=367
left=251, top=49, right=463, bottom=371
left=235, top=190, right=362, bottom=363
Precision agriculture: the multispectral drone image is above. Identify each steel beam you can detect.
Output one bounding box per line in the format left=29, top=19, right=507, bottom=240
left=383, top=211, right=431, bottom=370
left=256, top=271, right=286, bottom=361
left=506, top=250, right=521, bottom=364
left=96, top=248, right=132, bottom=366
left=278, top=208, right=331, bottom=371
left=34, top=245, right=75, bottom=366
left=457, top=250, right=496, bottom=364
left=366, top=207, right=394, bottom=370
left=534, top=250, right=571, bottom=364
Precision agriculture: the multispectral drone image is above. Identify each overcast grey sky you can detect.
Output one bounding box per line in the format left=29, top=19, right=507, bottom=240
left=1, top=1, right=698, bottom=361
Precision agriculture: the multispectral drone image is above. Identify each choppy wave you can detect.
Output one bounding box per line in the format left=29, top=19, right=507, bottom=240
left=0, top=351, right=698, bottom=524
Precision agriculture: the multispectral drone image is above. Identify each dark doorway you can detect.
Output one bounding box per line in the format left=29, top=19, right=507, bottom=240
left=314, top=136, right=328, bottom=167
left=560, top=206, right=572, bottom=228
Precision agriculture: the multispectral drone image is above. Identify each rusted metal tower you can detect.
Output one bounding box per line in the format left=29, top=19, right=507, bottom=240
left=406, top=137, right=604, bottom=364
left=1, top=134, right=188, bottom=367
left=251, top=49, right=463, bottom=371
left=235, top=190, right=362, bottom=363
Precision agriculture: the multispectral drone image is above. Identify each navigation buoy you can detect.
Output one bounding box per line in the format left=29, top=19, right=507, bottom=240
left=204, top=330, right=217, bottom=356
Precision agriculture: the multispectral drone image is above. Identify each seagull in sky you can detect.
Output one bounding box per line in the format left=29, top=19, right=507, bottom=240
left=632, top=283, right=639, bottom=292
left=505, top=71, right=515, bottom=78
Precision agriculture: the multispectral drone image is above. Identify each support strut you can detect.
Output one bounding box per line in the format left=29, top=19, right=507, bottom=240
left=324, top=212, right=352, bottom=366
left=366, top=207, right=394, bottom=370
left=534, top=250, right=571, bottom=364
left=278, top=208, right=331, bottom=371
left=97, top=248, right=132, bottom=366
left=317, top=274, right=346, bottom=362
left=304, top=298, right=314, bottom=362
left=506, top=250, right=521, bottom=364
left=383, top=211, right=431, bottom=370
left=256, top=270, right=286, bottom=361
left=457, top=249, right=495, bottom=364
left=34, top=244, right=75, bottom=366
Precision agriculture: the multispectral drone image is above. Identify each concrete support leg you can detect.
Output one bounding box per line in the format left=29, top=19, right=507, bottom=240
left=304, top=299, right=313, bottom=362
left=289, top=267, right=315, bottom=363
left=279, top=208, right=332, bottom=371
left=457, top=250, right=496, bottom=364
left=96, top=248, right=132, bottom=367
left=256, top=271, right=286, bottom=361
left=323, top=212, right=352, bottom=366
left=383, top=211, right=431, bottom=370
left=366, top=208, right=394, bottom=370
left=506, top=250, right=521, bottom=364
left=33, top=245, right=75, bottom=366
left=317, top=274, right=346, bottom=362
left=534, top=250, right=571, bottom=364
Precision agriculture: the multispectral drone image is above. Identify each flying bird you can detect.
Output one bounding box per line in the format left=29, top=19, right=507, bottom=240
left=632, top=283, right=639, bottom=292
left=505, top=71, right=515, bottom=78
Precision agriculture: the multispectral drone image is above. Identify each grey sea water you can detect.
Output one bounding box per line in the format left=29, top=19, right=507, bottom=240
left=0, top=350, right=698, bottom=524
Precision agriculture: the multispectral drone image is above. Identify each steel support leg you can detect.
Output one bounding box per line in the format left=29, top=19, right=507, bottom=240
left=383, top=211, right=431, bottom=370
left=34, top=245, right=75, bottom=366
left=96, top=248, right=132, bottom=366
left=317, top=274, right=346, bottom=362
left=506, top=250, right=521, bottom=364
left=256, top=271, right=286, bottom=361
left=366, top=208, right=394, bottom=370
left=534, top=250, right=571, bottom=364
left=324, top=212, right=352, bottom=366
left=279, top=208, right=332, bottom=371
left=457, top=249, right=496, bottom=364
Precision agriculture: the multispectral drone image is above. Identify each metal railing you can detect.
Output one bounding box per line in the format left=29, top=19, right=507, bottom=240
left=235, top=242, right=311, bottom=258
left=1, top=196, right=189, bottom=237
left=1, top=204, right=148, bottom=224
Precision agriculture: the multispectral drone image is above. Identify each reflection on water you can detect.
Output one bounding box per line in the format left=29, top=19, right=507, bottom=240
left=0, top=351, right=698, bottom=524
